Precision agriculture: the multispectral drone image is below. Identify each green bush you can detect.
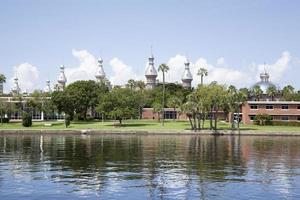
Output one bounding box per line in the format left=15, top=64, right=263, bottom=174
left=22, top=112, right=32, bottom=127
left=271, top=120, right=300, bottom=126
left=254, top=114, right=272, bottom=126
left=0, top=118, right=9, bottom=123
left=65, top=114, right=71, bottom=128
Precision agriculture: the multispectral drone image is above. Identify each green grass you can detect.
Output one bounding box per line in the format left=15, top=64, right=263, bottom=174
left=1, top=119, right=300, bottom=132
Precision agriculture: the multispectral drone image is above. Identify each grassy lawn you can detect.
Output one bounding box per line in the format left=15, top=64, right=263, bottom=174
left=1, top=119, right=300, bottom=132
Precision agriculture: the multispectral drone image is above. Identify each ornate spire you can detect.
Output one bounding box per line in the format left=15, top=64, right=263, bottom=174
left=95, top=58, right=106, bottom=82
left=44, top=80, right=52, bottom=93
left=57, top=65, right=67, bottom=90
left=11, top=74, right=20, bottom=94
left=181, top=57, right=193, bottom=89
left=260, top=63, right=269, bottom=82
left=145, top=49, right=157, bottom=89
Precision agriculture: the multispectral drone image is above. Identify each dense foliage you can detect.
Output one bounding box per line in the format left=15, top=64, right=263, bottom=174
left=22, top=112, right=32, bottom=127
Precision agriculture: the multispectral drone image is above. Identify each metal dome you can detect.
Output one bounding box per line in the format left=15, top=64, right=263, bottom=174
left=145, top=55, right=157, bottom=77
left=251, top=72, right=277, bottom=93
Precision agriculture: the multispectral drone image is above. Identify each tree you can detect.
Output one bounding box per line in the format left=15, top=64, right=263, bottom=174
left=96, top=88, right=141, bottom=125
left=0, top=74, right=6, bottom=95
left=158, top=63, right=169, bottom=126
left=135, top=80, right=146, bottom=91
left=126, top=79, right=136, bottom=91
left=197, top=68, right=208, bottom=85
left=52, top=80, right=108, bottom=120
left=167, top=96, right=182, bottom=120
left=153, top=102, right=163, bottom=122
left=282, top=85, right=295, bottom=101
left=266, top=86, right=278, bottom=101
left=252, top=85, right=263, bottom=101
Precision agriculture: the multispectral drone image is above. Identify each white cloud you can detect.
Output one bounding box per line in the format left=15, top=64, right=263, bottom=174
left=216, top=57, right=225, bottom=66
left=109, top=58, right=141, bottom=85
left=64, top=49, right=98, bottom=83
left=11, top=63, right=39, bottom=92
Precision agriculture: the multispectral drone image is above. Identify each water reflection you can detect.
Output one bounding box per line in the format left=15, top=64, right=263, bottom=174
left=0, top=134, right=300, bottom=199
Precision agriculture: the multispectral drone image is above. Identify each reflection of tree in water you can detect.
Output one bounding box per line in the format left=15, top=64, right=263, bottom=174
left=0, top=135, right=300, bottom=199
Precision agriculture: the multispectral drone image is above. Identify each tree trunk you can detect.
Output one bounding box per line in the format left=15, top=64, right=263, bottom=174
left=173, top=107, right=176, bottom=121
left=214, top=111, right=218, bottom=131
left=201, top=76, right=203, bottom=85
left=188, top=116, right=194, bottom=130
left=209, top=106, right=213, bottom=130
left=162, top=72, right=165, bottom=126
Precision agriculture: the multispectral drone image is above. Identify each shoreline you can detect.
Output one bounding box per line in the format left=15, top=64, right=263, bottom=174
left=1, top=129, right=300, bottom=136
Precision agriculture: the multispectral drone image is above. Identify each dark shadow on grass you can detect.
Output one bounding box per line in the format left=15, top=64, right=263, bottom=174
left=104, top=123, right=156, bottom=128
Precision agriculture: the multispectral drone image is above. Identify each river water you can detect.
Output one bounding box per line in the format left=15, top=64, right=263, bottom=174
left=0, top=134, right=299, bottom=200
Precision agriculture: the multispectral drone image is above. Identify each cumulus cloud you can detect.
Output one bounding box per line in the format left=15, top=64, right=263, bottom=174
left=164, top=52, right=292, bottom=88
left=64, top=49, right=98, bottom=83
left=216, top=57, right=225, bottom=66
left=109, top=58, right=141, bottom=85
left=11, top=63, right=39, bottom=92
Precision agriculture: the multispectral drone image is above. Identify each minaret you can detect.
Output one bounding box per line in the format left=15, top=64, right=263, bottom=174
left=145, top=52, right=157, bottom=89
left=95, top=58, right=106, bottom=82
left=57, top=65, right=67, bottom=90
left=11, top=75, right=20, bottom=95
left=181, top=58, right=193, bottom=89
left=44, top=80, right=52, bottom=93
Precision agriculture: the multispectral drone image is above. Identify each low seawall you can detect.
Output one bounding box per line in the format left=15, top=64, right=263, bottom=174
left=1, top=129, right=300, bottom=136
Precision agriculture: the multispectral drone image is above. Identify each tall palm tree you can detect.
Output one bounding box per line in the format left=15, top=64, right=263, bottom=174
left=252, top=85, right=263, bottom=101
left=158, top=63, right=169, bottom=126
left=197, top=68, right=208, bottom=85
left=0, top=74, right=6, bottom=94
left=282, top=85, right=295, bottom=100
left=167, top=96, right=182, bottom=121
left=266, top=86, right=277, bottom=101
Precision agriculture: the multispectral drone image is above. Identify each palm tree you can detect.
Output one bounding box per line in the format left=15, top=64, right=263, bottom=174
left=158, top=63, right=169, bottom=126
left=197, top=68, right=208, bottom=85
left=135, top=80, right=145, bottom=91
left=282, top=85, right=295, bottom=100
left=167, top=96, right=182, bottom=121
left=252, top=85, right=263, bottom=101
left=127, top=79, right=136, bottom=91
left=0, top=74, right=6, bottom=94
left=266, top=86, right=277, bottom=101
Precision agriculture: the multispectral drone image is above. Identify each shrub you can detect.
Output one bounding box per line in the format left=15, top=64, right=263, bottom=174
left=65, top=114, right=71, bottom=128
left=22, top=112, right=32, bottom=127
left=254, top=114, right=272, bottom=126
left=271, top=120, right=300, bottom=126
left=0, top=118, right=9, bottom=123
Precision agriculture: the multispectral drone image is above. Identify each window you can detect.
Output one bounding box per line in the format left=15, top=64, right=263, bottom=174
left=297, top=105, right=300, bottom=110
left=250, top=105, right=258, bottom=110
left=282, top=105, right=289, bottom=110
left=249, top=115, right=256, bottom=121
left=266, top=105, right=273, bottom=110
left=281, top=116, right=289, bottom=121
left=297, top=116, right=300, bottom=121
left=164, top=111, right=177, bottom=119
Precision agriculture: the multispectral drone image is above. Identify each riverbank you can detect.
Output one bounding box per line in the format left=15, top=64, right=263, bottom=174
left=1, top=129, right=300, bottom=136
left=1, top=120, right=300, bottom=136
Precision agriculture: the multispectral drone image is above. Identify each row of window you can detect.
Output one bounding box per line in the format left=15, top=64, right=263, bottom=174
left=249, top=115, right=300, bottom=121
left=250, top=104, right=300, bottom=110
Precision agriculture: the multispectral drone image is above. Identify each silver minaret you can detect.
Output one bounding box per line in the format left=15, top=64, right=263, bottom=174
left=95, top=58, right=106, bottom=82
left=145, top=53, right=157, bottom=89
left=11, top=75, right=20, bottom=95
left=181, top=58, right=193, bottom=89
left=44, top=80, right=52, bottom=93
left=57, top=65, right=67, bottom=91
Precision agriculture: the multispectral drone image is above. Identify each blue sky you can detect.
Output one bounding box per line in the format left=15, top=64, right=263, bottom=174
left=1, top=0, right=300, bottom=92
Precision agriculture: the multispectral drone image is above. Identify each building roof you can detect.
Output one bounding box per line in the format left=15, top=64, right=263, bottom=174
left=247, top=101, right=300, bottom=105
